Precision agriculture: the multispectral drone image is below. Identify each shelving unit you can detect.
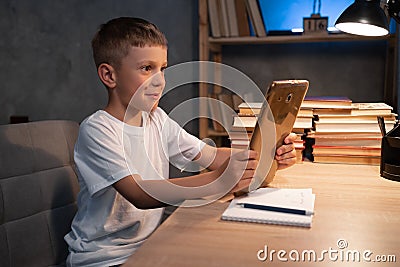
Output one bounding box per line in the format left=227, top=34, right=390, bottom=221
left=209, top=34, right=394, bottom=45
left=198, top=0, right=398, bottom=142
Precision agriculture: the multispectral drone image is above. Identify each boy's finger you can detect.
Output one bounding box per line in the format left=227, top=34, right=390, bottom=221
left=242, top=169, right=255, bottom=179
left=277, top=143, right=295, bottom=156
left=232, top=150, right=256, bottom=161
left=285, top=132, right=297, bottom=142
left=248, top=150, right=258, bottom=159
left=246, top=159, right=258, bottom=170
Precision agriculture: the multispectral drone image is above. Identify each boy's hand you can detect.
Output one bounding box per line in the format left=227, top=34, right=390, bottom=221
left=215, top=150, right=258, bottom=194
left=275, top=132, right=297, bottom=170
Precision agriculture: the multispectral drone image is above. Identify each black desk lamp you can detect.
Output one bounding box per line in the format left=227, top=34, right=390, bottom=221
left=335, top=0, right=400, bottom=36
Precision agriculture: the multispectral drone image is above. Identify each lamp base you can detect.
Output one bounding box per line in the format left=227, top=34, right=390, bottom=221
left=381, top=163, right=400, bottom=182
left=380, top=125, right=400, bottom=182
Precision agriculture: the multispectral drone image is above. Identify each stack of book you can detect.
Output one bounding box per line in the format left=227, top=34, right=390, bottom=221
left=208, top=92, right=243, bottom=133
left=230, top=102, right=305, bottom=164
left=236, top=101, right=262, bottom=116
left=229, top=102, right=260, bottom=149
left=293, top=108, right=314, bottom=132
left=293, top=133, right=306, bottom=163
left=207, top=0, right=266, bottom=38
left=304, top=98, right=397, bottom=165
left=302, top=96, right=353, bottom=112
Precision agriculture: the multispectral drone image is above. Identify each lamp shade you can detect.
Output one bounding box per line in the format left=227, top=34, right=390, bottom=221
left=335, top=0, right=389, bottom=36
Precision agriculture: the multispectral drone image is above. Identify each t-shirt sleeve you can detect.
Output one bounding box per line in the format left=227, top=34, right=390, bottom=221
left=74, top=121, right=135, bottom=196
left=158, top=110, right=206, bottom=170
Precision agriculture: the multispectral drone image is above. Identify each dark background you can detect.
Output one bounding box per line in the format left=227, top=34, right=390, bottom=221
left=1, top=0, right=398, bottom=135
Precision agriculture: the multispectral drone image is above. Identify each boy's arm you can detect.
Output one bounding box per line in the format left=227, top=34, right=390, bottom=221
left=113, top=171, right=218, bottom=209
left=113, top=149, right=258, bottom=209
left=191, top=145, right=232, bottom=171
left=114, top=133, right=296, bottom=210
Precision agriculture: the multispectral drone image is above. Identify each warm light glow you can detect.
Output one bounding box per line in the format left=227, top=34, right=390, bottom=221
left=335, top=22, right=389, bottom=36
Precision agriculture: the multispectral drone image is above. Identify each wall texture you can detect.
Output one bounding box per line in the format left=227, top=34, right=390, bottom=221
left=1, top=0, right=398, bottom=129
left=0, top=0, right=199, bottom=133
left=222, top=40, right=389, bottom=102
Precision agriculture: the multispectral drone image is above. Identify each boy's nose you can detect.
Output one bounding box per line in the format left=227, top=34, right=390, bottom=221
left=151, top=71, right=165, bottom=87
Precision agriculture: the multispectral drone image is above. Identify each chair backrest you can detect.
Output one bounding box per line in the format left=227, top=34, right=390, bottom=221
left=0, top=120, right=80, bottom=267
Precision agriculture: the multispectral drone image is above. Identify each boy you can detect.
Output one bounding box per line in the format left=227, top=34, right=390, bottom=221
left=64, top=17, right=297, bottom=266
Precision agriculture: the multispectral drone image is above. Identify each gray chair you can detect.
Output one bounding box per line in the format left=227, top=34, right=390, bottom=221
left=0, top=120, right=80, bottom=267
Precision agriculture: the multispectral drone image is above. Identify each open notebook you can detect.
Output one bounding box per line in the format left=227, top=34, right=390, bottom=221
left=221, top=188, right=315, bottom=227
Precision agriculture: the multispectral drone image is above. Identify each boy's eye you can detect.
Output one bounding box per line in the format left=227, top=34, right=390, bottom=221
left=161, top=66, right=167, bottom=72
left=141, top=65, right=152, bottom=72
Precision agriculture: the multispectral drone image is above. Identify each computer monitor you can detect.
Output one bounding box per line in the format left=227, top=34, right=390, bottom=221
left=258, top=0, right=354, bottom=33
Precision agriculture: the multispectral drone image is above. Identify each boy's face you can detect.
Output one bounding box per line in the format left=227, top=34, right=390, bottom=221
left=114, top=45, right=167, bottom=113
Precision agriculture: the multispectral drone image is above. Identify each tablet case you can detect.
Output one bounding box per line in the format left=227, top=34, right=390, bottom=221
left=237, top=80, right=309, bottom=194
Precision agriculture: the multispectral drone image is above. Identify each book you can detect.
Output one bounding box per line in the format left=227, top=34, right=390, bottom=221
left=225, top=0, right=239, bottom=36
left=293, top=116, right=313, bottom=129
left=228, top=130, right=252, bottom=140
left=308, top=132, right=383, bottom=138
left=313, top=155, right=381, bottom=165
left=301, top=96, right=352, bottom=109
left=310, top=134, right=382, bottom=147
left=316, top=113, right=397, bottom=122
left=218, top=0, right=230, bottom=37
left=295, top=149, right=304, bottom=163
left=231, top=139, right=250, bottom=149
left=314, top=120, right=395, bottom=133
left=294, top=134, right=305, bottom=163
left=314, top=103, right=394, bottom=116
left=312, top=145, right=381, bottom=156
left=234, top=0, right=250, bottom=36
left=245, top=0, right=266, bottom=37
left=351, top=102, right=393, bottom=116
left=298, top=108, right=314, bottom=117
left=238, top=102, right=262, bottom=115
left=313, top=108, right=352, bottom=116
left=232, top=115, right=257, bottom=131
left=221, top=188, right=315, bottom=227
left=207, top=0, right=222, bottom=37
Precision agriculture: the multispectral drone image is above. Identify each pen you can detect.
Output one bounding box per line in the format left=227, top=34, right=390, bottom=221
left=237, top=203, right=314, bottom=216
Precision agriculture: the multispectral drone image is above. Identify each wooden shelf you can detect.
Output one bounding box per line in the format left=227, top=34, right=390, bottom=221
left=209, top=33, right=395, bottom=45
left=198, top=0, right=398, bottom=143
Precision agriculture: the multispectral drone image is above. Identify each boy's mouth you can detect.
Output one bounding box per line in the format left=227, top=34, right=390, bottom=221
left=145, top=93, right=161, bottom=100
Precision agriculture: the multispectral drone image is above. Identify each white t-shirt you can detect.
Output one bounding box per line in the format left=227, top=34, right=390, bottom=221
left=65, top=108, right=204, bottom=267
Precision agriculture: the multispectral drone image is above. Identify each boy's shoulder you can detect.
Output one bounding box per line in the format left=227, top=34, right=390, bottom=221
left=150, top=107, right=168, bottom=119
left=82, top=110, right=115, bottom=126
left=79, top=110, right=122, bottom=136
left=79, top=107, right=170, bottom=133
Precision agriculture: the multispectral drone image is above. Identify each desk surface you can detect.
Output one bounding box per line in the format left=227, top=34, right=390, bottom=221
left=123, top=163, right=400, bottom=266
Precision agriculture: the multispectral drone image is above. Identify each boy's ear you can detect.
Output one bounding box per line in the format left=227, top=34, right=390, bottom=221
left=98, top=63, right=117, bottom=89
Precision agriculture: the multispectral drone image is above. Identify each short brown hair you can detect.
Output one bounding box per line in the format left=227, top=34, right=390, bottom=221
left=91, top=17, right=168, bottom=69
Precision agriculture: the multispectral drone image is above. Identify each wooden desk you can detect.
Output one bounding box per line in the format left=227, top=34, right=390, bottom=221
left=123, top=163, right=400, bottom=266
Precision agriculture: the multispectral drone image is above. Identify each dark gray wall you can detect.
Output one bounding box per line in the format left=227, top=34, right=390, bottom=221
left=1, top=0, right=398, bottom=129
left=0, top=0, right=199, bottom=133
left=222, top=40, right=390, bottom=104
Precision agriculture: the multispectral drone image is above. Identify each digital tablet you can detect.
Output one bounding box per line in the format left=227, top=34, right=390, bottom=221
left=237, top=80, right=309, bottom=195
